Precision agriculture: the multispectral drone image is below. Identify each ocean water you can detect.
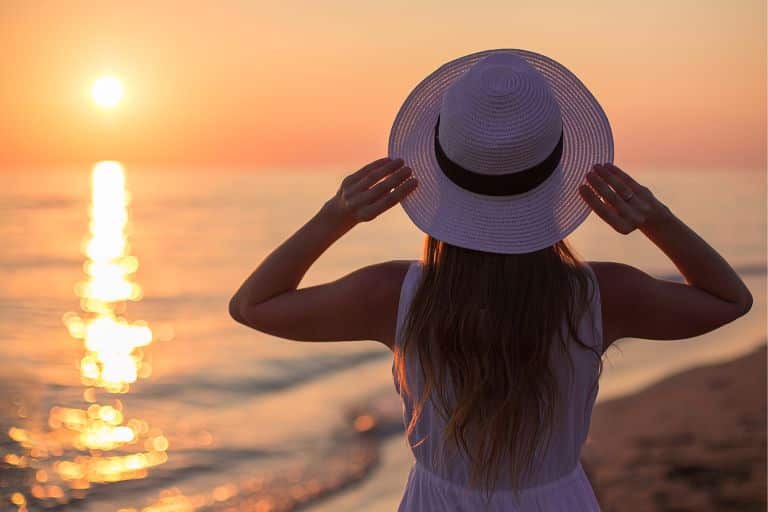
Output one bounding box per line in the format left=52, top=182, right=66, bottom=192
left=0, top=164, right=765, bottom=512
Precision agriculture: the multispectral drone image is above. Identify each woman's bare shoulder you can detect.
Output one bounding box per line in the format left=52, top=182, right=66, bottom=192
left=584, top=260, right=639, bottom=351
left=364, top=259, right=418, bottom=350
left=584, top=260, right=748, bottom=348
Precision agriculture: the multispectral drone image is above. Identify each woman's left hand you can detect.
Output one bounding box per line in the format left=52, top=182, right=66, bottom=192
left=323, top=157, right=418, bottom=228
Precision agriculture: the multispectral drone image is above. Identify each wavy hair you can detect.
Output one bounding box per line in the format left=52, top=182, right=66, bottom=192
left=393, top=235, right=603, bottom=503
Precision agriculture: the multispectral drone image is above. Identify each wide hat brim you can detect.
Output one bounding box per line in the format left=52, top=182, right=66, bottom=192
left=388, top=49, right=614, bottom=254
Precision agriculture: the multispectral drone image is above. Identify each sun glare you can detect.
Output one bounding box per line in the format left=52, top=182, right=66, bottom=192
left=91, top=76, right=124, bottom=108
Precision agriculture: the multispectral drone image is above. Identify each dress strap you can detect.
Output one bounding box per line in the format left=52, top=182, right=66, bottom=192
left=394, top=260, right=422, bottom=349
left=391, top=260, right=422, bottom=396
left=581, top=262, right=604, bottom=353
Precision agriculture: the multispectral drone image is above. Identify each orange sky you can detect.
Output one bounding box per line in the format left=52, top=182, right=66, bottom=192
left=1, top=1, right=765, bottom=171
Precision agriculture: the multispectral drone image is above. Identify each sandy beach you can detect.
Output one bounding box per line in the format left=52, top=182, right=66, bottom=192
left=582, top=342, right=767, bottom=512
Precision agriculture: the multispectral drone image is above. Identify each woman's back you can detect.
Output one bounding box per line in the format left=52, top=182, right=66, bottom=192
left=392, top=260, right=604, bottom=511
left=229, top=48, right=753, bottom=512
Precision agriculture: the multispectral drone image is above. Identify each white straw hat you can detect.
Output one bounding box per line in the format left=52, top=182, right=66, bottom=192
left=388, top=49, right=613, bottom=254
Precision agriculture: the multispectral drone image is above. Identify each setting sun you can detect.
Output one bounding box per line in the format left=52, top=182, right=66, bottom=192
left=91, top=76, right=124, bottom=108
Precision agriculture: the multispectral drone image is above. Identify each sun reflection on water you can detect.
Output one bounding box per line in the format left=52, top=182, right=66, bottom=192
left=3, top=161, right=170, bottom=510
left=1, top=162, right=385, bottom=512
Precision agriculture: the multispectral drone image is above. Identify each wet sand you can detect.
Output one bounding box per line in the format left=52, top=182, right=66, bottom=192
left=582, top=342, right=767, bottom=511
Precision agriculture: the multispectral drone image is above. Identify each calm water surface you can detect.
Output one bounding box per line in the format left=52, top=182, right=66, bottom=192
left=0, top=165, right=764, bottom=511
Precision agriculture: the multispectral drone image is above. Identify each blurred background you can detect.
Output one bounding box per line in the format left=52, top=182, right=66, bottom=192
left=1, top=2, right=765, bottom=511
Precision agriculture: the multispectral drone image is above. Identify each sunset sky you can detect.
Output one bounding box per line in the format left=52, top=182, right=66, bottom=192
left=1, top=1, right=765, bottom=172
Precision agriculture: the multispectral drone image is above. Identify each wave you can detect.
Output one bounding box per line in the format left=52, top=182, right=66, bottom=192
left=131, top=350, right=390, bottom=406
left=137, top=391, right=405, bottom=512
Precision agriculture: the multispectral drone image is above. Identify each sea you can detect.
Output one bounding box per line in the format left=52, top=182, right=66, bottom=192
left=0, top=164, right=765, bottom=511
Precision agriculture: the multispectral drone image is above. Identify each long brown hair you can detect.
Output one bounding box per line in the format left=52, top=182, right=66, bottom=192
left=394, top=234, right=603, bottom=502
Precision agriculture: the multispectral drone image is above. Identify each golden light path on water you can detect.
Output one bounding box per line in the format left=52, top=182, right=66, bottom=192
left=5, top=162, right=169, bottom=511
left=4, top=162, right=390, bottom=512
left=67, top=161, right=152, bottom=392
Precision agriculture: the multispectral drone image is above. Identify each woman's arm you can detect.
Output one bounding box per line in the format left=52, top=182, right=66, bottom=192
left=228, top=157, right=418, bottom=347
left=580, top=163, right=753, bottom=350
left=638, top=210, right=753, bottom=307
left=228, top=201, right=355, bottom=323
left=582, top=163, right=753, bottom=307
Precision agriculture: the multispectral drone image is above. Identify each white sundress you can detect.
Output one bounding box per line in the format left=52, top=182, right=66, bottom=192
left=392, top=260, right=604, bottom=511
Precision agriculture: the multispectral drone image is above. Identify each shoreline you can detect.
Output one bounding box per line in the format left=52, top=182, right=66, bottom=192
left=309, top=341, right=767, bottom=512
left=2, top=343, right=764, bottom=511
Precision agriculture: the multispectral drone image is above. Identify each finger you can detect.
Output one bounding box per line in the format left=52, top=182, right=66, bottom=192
left=358, top=177, right=418, bottom=220
left=593, top=164, right=634, bottom=200
left=346, top=157, right=397, bottom=186
left=585, top=171, right=639, bottom=221
left=601, top=163, right=644, bottom=192
left=352, top=166, right=413, bottom=206
left=349, top=158, right=405, bottom=194
left=578, top=184, right=634, bottom=233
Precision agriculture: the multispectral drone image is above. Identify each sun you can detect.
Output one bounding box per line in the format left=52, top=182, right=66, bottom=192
left=92, top=76, right=124, bottom=109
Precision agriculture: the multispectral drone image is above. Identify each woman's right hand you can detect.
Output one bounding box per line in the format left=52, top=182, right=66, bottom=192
left=578, top=163, right=673, bottom=235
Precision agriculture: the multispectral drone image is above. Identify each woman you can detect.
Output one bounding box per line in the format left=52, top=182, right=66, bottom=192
left=229, top=50, right=753, bottom=511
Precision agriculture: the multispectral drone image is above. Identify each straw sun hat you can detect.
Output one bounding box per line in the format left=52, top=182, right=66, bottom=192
left=388, top=49, right=614, bottom=254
